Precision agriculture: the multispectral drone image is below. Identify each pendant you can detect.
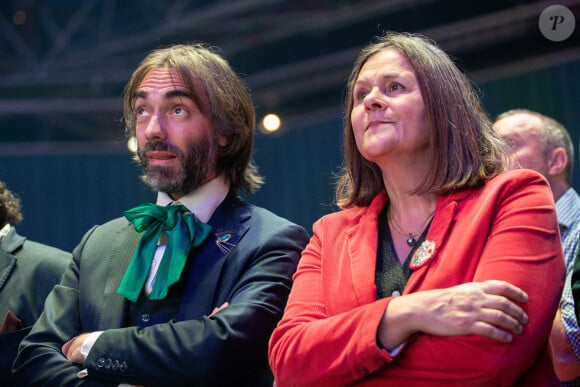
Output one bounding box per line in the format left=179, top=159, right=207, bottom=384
left=406, top=234, right=417, bottom=247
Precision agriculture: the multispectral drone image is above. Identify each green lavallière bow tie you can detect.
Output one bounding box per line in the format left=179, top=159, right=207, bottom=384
left=118, top=203, right=212, bottom=302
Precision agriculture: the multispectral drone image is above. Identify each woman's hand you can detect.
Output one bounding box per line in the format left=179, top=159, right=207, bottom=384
left=378, top=280, right=529, bottom=350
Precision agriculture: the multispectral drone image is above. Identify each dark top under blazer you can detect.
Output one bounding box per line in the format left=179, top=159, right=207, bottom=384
left=13, top=194, right=309, bottom=386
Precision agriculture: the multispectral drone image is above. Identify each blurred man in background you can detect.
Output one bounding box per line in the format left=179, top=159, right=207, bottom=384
left=494, top=109, right=580, bottom=384
left=0, top=180, right=70, bottom=385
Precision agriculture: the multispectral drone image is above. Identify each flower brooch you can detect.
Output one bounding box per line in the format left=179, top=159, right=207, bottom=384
left=409, top=240, right=436, bottom=269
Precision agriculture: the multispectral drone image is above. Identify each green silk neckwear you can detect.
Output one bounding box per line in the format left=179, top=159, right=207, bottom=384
left=118, top=203, right=212, bottom=302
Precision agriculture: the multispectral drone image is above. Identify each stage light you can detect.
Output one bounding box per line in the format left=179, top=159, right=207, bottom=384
left=261, top=113, right=281, bottom=133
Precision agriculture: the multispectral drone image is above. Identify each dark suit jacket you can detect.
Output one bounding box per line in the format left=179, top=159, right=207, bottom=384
left=13, top=194, right=309, bottom=386
left=0, top=227, right=70, bottom=386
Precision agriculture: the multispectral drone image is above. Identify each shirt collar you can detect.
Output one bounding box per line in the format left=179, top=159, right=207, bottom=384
left=0, top=223, right=11, bottom=243
left=155, top=174, right=230, bottom=223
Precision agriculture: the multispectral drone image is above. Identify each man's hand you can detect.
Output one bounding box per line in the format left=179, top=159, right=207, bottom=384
left=210, top=302, right=230, bottom=317
left=62, top=333, right=92, bottom=365
left=61, top=303, right=230, bottom=367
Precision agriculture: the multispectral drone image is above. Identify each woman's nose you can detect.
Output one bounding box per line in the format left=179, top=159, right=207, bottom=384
left=364, top=88, right=386, bottom=110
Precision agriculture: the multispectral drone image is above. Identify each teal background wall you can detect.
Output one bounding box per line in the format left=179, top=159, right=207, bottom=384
left=1, top=59, right=579, bottom=252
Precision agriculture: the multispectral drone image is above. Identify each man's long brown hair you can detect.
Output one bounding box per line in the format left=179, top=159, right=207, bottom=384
left=123, top=44, right=263, bottom=195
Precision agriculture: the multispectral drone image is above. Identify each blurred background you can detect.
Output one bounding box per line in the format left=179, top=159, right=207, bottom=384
left=0, top=0, right=579, bottom=251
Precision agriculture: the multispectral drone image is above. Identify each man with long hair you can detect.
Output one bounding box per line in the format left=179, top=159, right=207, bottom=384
left=14, top=44, right=309, bottom=386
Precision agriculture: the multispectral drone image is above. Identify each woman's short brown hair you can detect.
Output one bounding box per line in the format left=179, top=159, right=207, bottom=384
left=336, top=32, right=510, bottom=209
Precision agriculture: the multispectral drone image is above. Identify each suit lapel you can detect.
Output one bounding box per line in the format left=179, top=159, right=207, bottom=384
left=99, top=223, right=140, bottom=328
left=0, top=251, right=16, bottom=292
left=178, top=195, right=251, bottom=318
left=0, top=229, right=24, bottom=291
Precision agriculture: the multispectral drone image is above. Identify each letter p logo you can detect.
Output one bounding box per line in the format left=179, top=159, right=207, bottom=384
left=539, top=5, right=576, bottom=41
left=550, top=15, right=565, bottom=30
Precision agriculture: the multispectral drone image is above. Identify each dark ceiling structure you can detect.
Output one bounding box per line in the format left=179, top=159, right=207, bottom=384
left=0, top=0, right=579, bottom=144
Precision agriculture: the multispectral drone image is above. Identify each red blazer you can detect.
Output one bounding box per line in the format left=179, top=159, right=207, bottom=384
left=269, top=169, right=565, bottom=386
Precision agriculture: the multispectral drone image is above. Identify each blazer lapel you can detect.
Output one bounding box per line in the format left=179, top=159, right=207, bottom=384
left=405, top=189, right=470, bottom=292
left=0, top=229, right=25, bottom=291
left=178, top=195, right=251, bottom=319
left=0, top=251, right=16, bottom=292
left=348, top=194, right=387, bottom=305
left=99, top=223, right=140, bottom=328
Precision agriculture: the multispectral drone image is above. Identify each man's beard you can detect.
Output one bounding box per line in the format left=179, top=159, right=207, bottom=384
left=139, top=136, right=217, bottom=195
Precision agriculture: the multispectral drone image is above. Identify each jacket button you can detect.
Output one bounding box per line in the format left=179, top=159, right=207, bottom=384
left=141, top=313, right=151, bottom=323
left=97, top=358, right=106, bottom=368
left=105, top=358, right=113, bottom=369
left=120, top=361, right=128, bottom=372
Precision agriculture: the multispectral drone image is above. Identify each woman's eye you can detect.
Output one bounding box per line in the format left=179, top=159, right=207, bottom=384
left=354, top=90, right=368, bottom=101
left=389, top=83, right=403, bottom=92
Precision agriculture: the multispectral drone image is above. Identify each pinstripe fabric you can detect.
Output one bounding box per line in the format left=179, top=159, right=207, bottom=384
left=556, top=188, right=580, bottom=387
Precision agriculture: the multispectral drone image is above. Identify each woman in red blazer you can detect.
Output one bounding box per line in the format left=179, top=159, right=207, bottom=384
left=268, top=31, right=565, bottom=386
